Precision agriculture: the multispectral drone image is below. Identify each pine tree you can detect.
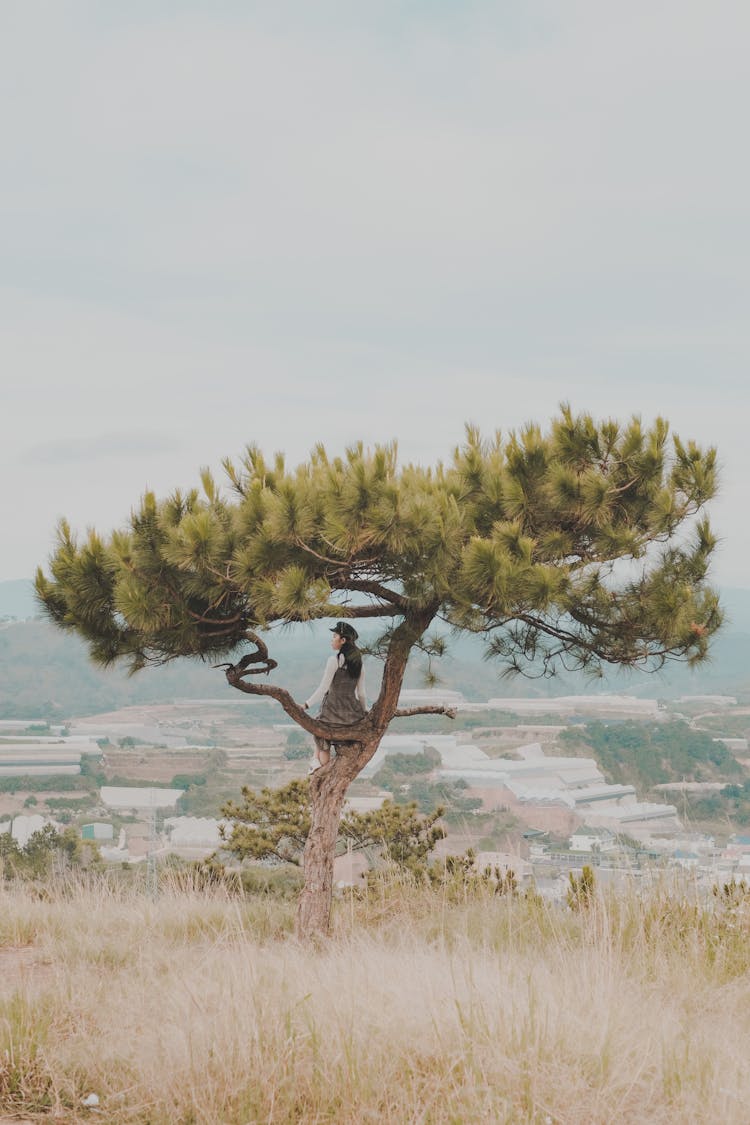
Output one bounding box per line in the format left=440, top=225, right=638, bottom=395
left=35, top=407, right=722, bottom=937
left=219, top=779, right=446, bottom=874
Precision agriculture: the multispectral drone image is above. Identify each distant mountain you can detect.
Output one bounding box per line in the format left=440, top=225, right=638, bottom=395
left=0, top=619, right=242, bottom=720
left=0, top=579, right=37, bottom=620
left=2, top=579, right=750, bottom=719
left=719, top=588, right=750, bottom=633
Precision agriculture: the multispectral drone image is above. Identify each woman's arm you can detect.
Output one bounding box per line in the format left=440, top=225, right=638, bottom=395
left=304, top=655, right=339, bottom=709
left=356, top=664, right=367, bottom=710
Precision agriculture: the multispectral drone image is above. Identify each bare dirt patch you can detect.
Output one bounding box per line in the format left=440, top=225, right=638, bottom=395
left=103, top=750, right=210, bottom=782
left=0, top=795, right=25, bottom=816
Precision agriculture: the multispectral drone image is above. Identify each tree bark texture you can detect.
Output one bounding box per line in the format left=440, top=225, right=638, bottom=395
left=295, top=746, right=366, bottom=940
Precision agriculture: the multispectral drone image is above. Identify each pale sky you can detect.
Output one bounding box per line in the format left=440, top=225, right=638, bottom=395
left=3, top=2, right=749, bottom=585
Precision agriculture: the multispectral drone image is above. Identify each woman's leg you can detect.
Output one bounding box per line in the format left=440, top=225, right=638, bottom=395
left=318, top=741, right=331, bottom=766
left=311, top=737, right=331, bottom=772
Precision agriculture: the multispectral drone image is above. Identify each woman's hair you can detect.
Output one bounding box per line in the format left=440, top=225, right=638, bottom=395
left=339, top=638, right=363, bottom=680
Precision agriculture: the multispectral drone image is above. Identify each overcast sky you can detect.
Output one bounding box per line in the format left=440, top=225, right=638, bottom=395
left=3, top=1, right=749, bottom=587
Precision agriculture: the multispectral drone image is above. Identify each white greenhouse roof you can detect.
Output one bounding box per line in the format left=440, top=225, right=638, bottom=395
left=100, top=786, right=185, bottom=809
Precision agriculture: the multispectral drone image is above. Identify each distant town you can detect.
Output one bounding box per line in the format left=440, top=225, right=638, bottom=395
left=2, top=687, right=749, bottom=897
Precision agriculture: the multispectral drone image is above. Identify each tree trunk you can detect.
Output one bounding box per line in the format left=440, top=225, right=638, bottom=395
left=295, top=743, right=374, bottom=940
left=295, top=610, right=440, bottom=939
left=294, top=610, right=438, bottom=940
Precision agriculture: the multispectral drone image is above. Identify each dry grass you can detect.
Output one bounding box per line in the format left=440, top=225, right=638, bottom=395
left=1, top=875, right=750, bottom=1123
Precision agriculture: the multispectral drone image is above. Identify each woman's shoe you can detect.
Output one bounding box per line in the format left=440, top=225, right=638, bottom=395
left=307, top=759, right=321, bottom=775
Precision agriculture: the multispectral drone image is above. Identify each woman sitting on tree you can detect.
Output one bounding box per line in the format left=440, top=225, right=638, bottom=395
left=304, top=622, right=367, bottom=773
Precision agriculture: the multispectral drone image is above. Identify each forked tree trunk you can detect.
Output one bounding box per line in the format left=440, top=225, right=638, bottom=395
left=294, top=610, right=439, bottom=940
left=295, top=743, right=375, bottom=939
left=219, top=612, right=439, bottom=940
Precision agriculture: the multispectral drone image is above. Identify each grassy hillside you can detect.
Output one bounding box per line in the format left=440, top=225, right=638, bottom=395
left=684, top=781, right=750, bottom=830
left=2, top=875, right=750, bottom=1122
left=560, top=720, right=745, bottom=790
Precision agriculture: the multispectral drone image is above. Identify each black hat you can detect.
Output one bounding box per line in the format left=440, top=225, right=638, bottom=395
left=330, top=621, right=358, bottom=641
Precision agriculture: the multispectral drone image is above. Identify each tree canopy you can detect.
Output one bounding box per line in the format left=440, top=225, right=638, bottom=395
left=36, top=407, right=721, bottom=680
left=35, top=406, right=723, bottom=937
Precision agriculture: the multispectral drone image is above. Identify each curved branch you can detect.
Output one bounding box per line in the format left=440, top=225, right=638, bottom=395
left=213, top=631, right=277, bottom=675
left=186, top=607, right=246, bottom=627
left=335, top=579, right=409, bottom=610
left=518, top=610, right=677, bottom=664
left=219, top=609, right=441, bottom=740
left=293, top=536, right=380, bottom=569
left=222, top=669, right=375, bottom=743
left=334, top=602, right=402, bottom=619
left=393, top=706, right=457, bottom=719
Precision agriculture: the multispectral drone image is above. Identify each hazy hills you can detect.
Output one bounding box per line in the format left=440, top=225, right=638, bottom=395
left=2, top=578, right=750, bottom=719
left=0, top=579, right=37, bottom=619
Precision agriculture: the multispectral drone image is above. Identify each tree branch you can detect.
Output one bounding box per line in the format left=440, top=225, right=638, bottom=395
left=213, top=632, right=277, bottom=674
left=293, top=536, right=380, bottom=569
left=220, top=610, right=444, bottom=740
left=368, top=605, right=440, bottom=729
left=335, top=579, right=409, bottom=610
left=185, top=606, right=246, bottom=627
left=330, top=602, right=402, bottom=619
left=222, top=669, right=375, bottom=743
left=393, top=706, right=457, bottom=719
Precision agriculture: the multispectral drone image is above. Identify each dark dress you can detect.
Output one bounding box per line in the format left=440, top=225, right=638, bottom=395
left=319, top=664, right=366, bottom=726
left=314, top=658, right=366, bottom=755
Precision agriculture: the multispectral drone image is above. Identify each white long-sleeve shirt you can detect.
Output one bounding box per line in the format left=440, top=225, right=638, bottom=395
left=305, top=653, right=367, bottom=710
